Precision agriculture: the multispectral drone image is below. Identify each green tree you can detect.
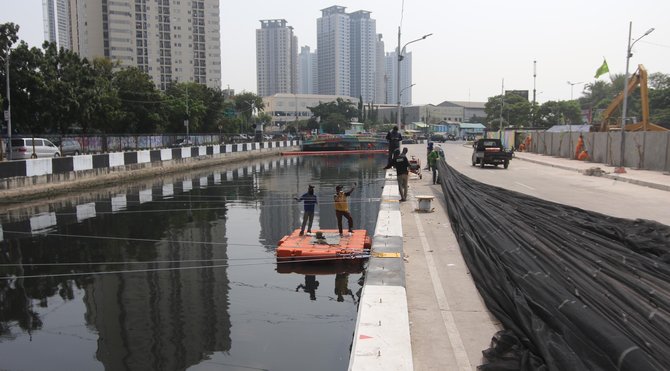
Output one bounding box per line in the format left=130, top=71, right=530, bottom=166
left=649, top=72, right=670, bottom=125
left=536, top=100, right=582, bottom=128
left=233, top=92, right=264, bottom=133
left=307, top=98, right=358, bottom=133
left=0, top=22, right=19, bottom=131
left=112, top=67, right=163, bottom=133
left=88, top=58, right=122, bottom=134
left=4, top=43, right=48, bottom=135
left=484, top=93, right=531, bottom=130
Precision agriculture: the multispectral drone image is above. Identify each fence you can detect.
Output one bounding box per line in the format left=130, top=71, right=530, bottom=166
left=525, top=130, right=670, bottom=172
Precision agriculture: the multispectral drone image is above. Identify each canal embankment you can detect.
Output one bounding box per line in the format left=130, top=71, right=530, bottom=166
left=0, top=140, right=299, bottom=201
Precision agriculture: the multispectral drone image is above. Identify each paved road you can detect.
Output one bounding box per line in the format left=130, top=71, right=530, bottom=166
left=440, top=141, right=670, bottom=225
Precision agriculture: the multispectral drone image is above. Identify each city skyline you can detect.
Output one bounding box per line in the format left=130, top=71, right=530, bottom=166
left=3, top=0, right=669, bottom=104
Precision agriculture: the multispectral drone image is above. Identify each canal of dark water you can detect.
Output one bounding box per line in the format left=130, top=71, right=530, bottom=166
left=0, top=153, right=387, bottom=371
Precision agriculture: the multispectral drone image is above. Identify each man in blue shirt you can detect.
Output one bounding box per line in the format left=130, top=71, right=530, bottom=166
left=295, top=185, right=318, bottom=236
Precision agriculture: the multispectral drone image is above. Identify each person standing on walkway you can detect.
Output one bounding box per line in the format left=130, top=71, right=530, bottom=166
left=384, top=126, right=403, bottom=169
left=334, top=183, right=356, bottom=236
left=424, top=141, right=434, bottom=169
left=428, top=147, right=440, bottom=185
left=295, top=185, right=317, bottom=236
left=393, top=147, right=410, bottom=201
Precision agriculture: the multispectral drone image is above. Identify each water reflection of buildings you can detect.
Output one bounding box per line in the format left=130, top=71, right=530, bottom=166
left=0, top=157, right=303, bottom=370
left=85, top=220, right=231, bottom=370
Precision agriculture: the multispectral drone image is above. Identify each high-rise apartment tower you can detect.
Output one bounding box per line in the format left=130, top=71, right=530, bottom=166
left=256, top=19, right=298, bottom=97
left=45, top=0, right=222, bottom=90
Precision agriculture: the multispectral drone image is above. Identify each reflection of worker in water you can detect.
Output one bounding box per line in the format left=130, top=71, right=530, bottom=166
left=334, top=273, right=356, bottom=303
left=296, top=275, right=320, bottom=301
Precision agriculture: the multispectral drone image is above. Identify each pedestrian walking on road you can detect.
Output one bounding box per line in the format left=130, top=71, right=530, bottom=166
left=392, top=148, right=410, bottom=201
left=428, top=147, right=440, bottom=184
left=295, top=185, right=317, bottom=236
left=384, top=126, right=403, bottom=169
left=334, top=183, right=356, bottom=236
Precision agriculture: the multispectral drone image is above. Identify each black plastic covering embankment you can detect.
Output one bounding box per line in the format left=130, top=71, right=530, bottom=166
left=436, top=160, right=670, bottom=371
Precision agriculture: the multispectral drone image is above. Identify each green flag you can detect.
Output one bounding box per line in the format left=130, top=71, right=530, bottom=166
left=594, top=59, right=609, bottom=78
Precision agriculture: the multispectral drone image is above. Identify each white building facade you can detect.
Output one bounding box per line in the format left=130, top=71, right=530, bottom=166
left=42, top=0, right=72, bottom=50
left=375, top=34, right=386, bottom=104
left=316, top=5, right=350, bottom=96
left=263, top=93, right=358, bottom=128
left=256, top=19, right=298, bottom=97
left=50, top=0, right=221, bottom=90
left=385, top=50, right=412, bottom=106
left=348, top=10, right=376, bottom=104
left=297, top=46, right=317, bottom=94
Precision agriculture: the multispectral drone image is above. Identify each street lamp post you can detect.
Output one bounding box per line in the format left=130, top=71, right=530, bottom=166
left=396, top=29, right=431, bottom=130
left=398, top=83, right=415, bottom=132
left=567, top=80, right=584, bottom=100
left=2, top=49, right=12, bottom=160
left=617, top=22, right=654, bottom=173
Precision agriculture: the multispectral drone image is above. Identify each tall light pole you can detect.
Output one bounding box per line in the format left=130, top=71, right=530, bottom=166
left=396, top=29, right=431, bottom=130
left=567, top=80, right=584, bottom=100
left=617, top=22, right=654, bottom=173
left=532, top=60, right=537, bottom=128
left=399, top=83, right=415, bottom=131
left=2, top=48, right=11, bottom=159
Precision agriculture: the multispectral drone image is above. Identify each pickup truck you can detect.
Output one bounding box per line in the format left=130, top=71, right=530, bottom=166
left=471, top=139, right=513, bottom=169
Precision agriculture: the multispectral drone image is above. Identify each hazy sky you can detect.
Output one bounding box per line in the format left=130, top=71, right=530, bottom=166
left=2, top=0, right=669, bottom=104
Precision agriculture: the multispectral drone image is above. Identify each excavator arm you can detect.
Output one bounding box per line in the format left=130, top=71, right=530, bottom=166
left=598, top=65, right=667, bottom=132
left=598, top=65, right=646, bottom=131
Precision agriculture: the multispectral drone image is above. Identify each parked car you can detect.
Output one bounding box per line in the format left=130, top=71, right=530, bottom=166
left=231, top=133, right=251, bottom=142
left=6, top=137, right=60, bottom=160
left=55, top=138, right=82, bottom=156
left=430, top=134, right=447, bottom=143
left=171, top=138, right=193, bottom=147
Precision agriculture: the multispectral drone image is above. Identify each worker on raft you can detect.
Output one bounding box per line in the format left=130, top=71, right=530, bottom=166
left=334, top=183, right=356, bottom=237
left=295, top=185, right=318, bottom=236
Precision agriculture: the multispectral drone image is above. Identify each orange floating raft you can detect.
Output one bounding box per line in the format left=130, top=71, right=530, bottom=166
left=276, top=229, right=372, bottom=261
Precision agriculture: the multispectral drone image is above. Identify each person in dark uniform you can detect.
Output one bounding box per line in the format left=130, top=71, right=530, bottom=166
left=295, top=184, right=317, bottom=236
left=384, top=126, right=403, bottom=169
left=392, top=147, right=410, bottom=201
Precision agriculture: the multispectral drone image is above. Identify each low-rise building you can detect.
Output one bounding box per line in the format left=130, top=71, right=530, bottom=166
left=263, top=93, right=358, bottom=129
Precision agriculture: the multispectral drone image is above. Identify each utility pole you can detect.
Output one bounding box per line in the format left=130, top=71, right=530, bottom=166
left=3, top=49, right=12, bottom=159
left=499, top=79, right=505, bottom=146
left=532, top=60, right=536, bottom=128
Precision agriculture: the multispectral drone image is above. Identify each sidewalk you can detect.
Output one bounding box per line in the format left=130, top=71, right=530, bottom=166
left=399, top=146, right=500, bottom=370
left=513, top=151, right=670, bottom=192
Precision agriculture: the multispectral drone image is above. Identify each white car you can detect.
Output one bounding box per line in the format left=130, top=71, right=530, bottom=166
left=7, top=138, right=61, bottom=159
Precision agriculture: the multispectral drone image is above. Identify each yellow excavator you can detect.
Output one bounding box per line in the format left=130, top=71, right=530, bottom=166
left=598, top=64, right=668, bottom=132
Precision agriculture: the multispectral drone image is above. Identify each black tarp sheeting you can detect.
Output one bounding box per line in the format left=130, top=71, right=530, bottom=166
left=437, top=161, right=670, bottom=371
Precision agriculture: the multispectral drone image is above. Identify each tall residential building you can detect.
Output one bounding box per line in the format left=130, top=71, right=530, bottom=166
left=316, top=5, right=350, bottom=96
left=42, top=0, right=72, bottom=50
left=348, top=11, right=376, bottom=103
left=375, top=34, right=386, bottom=104
left=297, top=46, right=318, bottom=94
left=52, top=0, right=221, bottom=90
left=385, top=50, right=412, bottom=106
left=256, top=19, right=298, bottom=97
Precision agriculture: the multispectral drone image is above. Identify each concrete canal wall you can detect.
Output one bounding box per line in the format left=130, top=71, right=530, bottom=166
left=349, top=175, right=412, bottom=370
left=0, top=140, right=300, bottom=200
